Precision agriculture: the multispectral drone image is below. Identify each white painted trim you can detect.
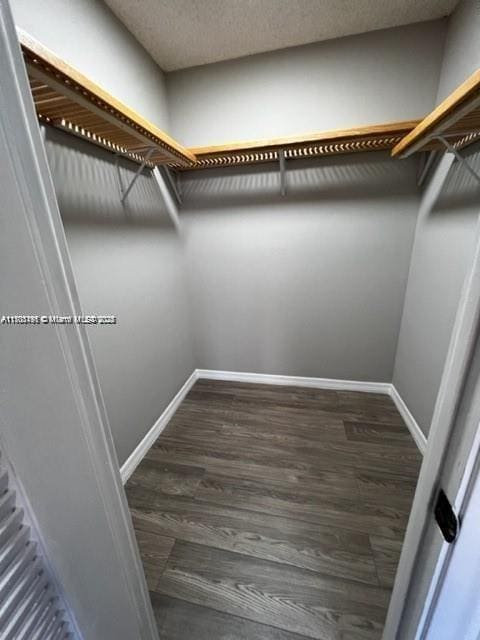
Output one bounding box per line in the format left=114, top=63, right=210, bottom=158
left=419, top=419, right=480, bottom=640
left=121, top=370, right=198, bottom=483
left=196, top=368, right=391, bottom=395
left=390, top=385, right=427, bottom=455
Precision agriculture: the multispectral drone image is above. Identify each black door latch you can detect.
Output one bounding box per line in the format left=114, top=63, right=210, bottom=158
left=434, top=489, right=459, bottom=543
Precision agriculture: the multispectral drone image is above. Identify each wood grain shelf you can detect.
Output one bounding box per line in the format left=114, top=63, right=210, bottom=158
left=176, top=121, right=421, bottom=170
left=392, top=69, right=480, bottom=158
left=19, top=30, right=196, bottom=167
left=27, top=30, right=474, bottom=174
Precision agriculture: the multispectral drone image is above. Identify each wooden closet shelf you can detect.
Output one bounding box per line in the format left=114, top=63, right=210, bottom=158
left=23, top=31, right=480, bottom=173
left=19, top=30, right=196, bottom=167
left=174, top=121, right=421, bottom=170
left=392, top=69, right=480, bottom=158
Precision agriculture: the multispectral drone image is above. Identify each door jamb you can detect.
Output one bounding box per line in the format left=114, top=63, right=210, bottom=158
left=382, top=192, right=480, bottom=637
left=416, top=416, right=480, bottom=639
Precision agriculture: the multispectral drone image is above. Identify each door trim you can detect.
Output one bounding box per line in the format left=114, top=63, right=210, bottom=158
left=382, top=210, right=480, bottom=637
left=417, top=419, right=480, bottom=638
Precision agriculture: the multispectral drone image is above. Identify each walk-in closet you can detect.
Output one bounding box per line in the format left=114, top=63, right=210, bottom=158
left=2, top=1, right=480, bottom=639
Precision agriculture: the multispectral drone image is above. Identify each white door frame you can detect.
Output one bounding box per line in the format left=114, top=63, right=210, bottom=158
left=0, top=1, right=158, bottom=638
left=419, top=413, right=480, bottom=639
left=422, top=419, right=480, bottom=639
left=383, top=182, right=480, bottom=637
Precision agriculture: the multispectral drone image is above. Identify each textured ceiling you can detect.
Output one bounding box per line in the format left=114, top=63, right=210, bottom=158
left=104, top=0, right=459, bottom=72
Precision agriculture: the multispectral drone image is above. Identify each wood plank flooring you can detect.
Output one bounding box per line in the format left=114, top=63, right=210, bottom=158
left=126, top=379, right=422, bottom=640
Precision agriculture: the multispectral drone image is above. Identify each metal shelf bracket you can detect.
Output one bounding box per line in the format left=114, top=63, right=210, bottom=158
left=115, top=147, right=156, bottom=202
left=161, top=166, right=183, bottom=205
left=434, top=135, right=480, bottom=185
left=278, top=148, right=286, bottom=196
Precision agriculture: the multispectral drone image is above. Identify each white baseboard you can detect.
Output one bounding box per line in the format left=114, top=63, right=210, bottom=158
left=196, top=368, right=391, bottom=395
left=120, top=370, right=198, bottom=483
left=120, top=369, right=425, bottom=484
left=389, top=385, right=427, bottom=455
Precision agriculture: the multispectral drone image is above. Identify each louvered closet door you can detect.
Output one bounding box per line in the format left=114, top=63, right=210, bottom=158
left=0, top=452, right=74, bottom=640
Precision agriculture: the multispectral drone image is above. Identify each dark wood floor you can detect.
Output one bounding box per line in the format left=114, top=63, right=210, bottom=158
left=126, top=379, right=422, bottom=640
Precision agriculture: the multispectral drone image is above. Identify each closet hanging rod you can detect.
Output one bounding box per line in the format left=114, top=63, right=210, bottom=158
left=115, top=147, right=156, bottom=202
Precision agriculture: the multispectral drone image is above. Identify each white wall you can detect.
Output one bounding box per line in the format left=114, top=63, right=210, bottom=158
left=436, top=0, right=480, bottom=101
left=42, top=127, right=195, bottom=466
left=11, top=0, right=169, bottom=129
left=166, top=20, right=447, bottom=384
left=166, top=20, right=446, bottom=146
left=10, top=0, right=464, bottom=460
left=9, top=0, right=195, bottom=465
left=393, top=0, right=480, bottom=437
left=392, top=9, right=480, bottom=634
left=181, top=153, right=419, bottom=382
